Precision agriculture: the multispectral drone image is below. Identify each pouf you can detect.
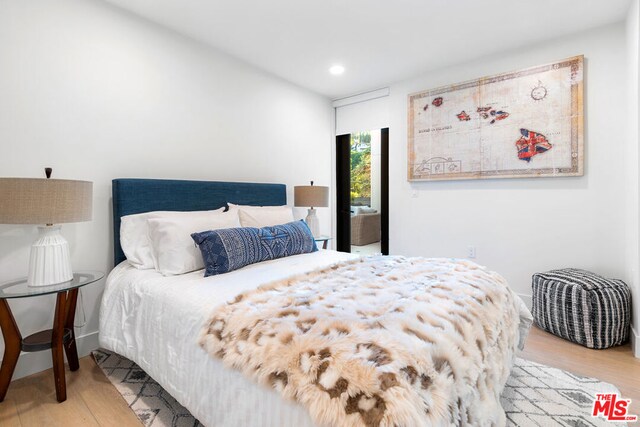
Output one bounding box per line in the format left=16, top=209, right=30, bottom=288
left=532, top=268, right=631, bottom=349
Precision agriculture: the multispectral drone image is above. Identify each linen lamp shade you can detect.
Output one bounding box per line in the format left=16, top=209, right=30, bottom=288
left=0, top=175, right=93, bottom=286
left=0, top=178, right=93, bottom=224
left=294, top=183, right=329, bottom=208
left=294, top=181, right=328, bottom=238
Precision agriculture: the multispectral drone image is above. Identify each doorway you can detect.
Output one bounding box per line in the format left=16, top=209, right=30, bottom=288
left=336, top=128, right=389, bottom=255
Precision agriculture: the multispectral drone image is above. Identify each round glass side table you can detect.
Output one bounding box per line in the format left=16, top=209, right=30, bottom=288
left=0, top=271, right=103, bottom=403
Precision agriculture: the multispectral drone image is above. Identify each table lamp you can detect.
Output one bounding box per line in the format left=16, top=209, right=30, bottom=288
left=294, top=181, right=328, bottom=237
left=0, top=169, right=93, bottom=287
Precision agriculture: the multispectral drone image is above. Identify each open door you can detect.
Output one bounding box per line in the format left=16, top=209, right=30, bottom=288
left=335, top=128, right=389, bottom=255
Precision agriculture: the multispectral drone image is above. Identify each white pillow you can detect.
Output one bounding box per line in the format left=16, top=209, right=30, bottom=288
left=227, top=203, right=295, bottom=228
left=148, top=209, right=241, bottom=276
left=120, top=208, right=225, bottom=269
left=355, top=206, right=377, bottom=215
left=227, top=202, right=286, bottom=210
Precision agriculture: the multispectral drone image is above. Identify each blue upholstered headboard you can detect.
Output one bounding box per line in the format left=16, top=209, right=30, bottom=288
left=112, top=178, right=287, bottom=266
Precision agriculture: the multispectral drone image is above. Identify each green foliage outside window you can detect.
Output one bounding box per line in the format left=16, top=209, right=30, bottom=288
left=351, top=132, right=371, bottom=205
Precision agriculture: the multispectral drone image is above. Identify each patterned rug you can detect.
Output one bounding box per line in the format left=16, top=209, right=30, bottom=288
left=92, top=350, right=624, bottom=427
left=503, top=359, right=624, bottom=427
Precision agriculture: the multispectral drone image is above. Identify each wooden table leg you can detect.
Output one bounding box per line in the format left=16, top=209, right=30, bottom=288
left=0, top=299, right=21, bottom=402
left=64, top=289, right=80, bottom=372
left=52, top=292, right=67, bottom=402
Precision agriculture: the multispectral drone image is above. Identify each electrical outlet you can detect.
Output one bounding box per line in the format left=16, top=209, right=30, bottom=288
left=467, top=246, right=476, bottom=259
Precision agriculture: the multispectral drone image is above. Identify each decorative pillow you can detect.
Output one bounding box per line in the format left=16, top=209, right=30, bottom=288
left=120, top=208, right=225, bottom=269
left=191, top=220, right=317, bottom=276
left=227, top=203, right=295, bottom=228
left=148, top=210, right=241, bottom=276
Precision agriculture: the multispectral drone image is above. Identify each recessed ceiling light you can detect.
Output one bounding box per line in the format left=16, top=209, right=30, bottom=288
left=329, top=64, right=345, bottom=75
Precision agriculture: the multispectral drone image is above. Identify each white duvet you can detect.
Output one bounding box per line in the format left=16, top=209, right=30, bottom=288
left=99, top=251, right=532, bottom=427
left=100, top=250, right=358, bottom=427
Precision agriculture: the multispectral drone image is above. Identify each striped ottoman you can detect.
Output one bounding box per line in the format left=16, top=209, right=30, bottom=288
left=532, top=269, right=631, bottom=349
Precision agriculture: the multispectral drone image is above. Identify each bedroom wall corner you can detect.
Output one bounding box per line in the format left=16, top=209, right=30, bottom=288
left=625, top=0, right=640, bottom=359
left=0, top=0, right=334, bottom=378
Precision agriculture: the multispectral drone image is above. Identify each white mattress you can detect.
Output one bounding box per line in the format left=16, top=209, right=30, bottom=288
left=100, top=251, right=533, bottom=427
left=99, top=250, right=358, bottom=427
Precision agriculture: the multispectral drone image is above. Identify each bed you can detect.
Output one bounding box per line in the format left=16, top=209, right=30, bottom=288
left=100, top=178, right=532, bottom=427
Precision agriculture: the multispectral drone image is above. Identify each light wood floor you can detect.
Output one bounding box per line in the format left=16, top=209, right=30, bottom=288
left=1, top=327, right=639, bottom=426
left=520, top=326, right=640, bottom=418
left=0, top=356, right=140, bottom=427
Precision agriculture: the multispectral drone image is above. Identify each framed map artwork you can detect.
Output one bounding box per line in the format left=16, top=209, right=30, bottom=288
left=407, top=55, right=584, bottom=181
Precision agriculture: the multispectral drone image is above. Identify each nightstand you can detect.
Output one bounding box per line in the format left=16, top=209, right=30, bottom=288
left=314, top=236, right=332, bottom=250
left=0, top=271, right=103, bottom=403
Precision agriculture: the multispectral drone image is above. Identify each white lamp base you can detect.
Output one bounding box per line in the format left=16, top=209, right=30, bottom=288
left=28, top=225, right=73, bottom=287
left=305, top=208, right=320, bottom=237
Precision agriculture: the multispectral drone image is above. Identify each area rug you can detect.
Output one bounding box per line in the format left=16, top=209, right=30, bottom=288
left=92, top=350, right=624, bottom=427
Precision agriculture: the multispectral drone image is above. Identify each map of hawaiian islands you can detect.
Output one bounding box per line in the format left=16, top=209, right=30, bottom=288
left=407, top=56, right=584, bottom=181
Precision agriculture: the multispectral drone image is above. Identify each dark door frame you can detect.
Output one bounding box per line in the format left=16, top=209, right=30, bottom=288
left=380, top=128, right=389, bottom=255
left=335, top=133, right=352, bottom=253
left=335, top=128, right=389, bottom=255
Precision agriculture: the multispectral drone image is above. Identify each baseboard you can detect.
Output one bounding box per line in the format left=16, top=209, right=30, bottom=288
left=10, top=330, right=99, bottom=380
left=517, top=293, right=532, bottom=310
left=632, top=325, right=640, bottom=359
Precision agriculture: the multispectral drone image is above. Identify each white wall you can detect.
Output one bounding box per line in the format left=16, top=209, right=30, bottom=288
left=386, top=24, right=630, bottom=312
left=339, top=21, right=639, bottom=358
left=335, top=95, right=390, bottom=136
left=0, top=0, right=333, bottom=378
left=625, top=0, right=640, bottom=357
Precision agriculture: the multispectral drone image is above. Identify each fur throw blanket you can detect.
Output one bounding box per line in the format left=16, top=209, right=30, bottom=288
left=200, top=256, right=520, bottom=427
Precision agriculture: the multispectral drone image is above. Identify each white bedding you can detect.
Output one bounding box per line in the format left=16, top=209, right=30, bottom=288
left=100, top=250, right=358, bottom=427
left=99, top=251, right=533, bottom=427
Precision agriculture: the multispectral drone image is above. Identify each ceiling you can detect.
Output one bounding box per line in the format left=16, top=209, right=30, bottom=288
left=104, top=0, right=631, bottom=99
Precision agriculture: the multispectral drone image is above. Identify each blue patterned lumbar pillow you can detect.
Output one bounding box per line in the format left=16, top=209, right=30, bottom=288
left=191, top=220, right=318, bottom=276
